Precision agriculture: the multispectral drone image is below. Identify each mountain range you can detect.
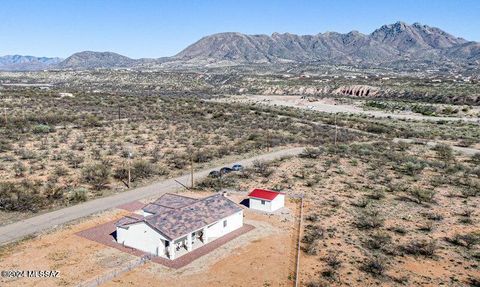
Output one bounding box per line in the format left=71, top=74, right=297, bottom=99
left=0, top=55, right=63, bottom=71
left=1, top=22, right=478, bottom=71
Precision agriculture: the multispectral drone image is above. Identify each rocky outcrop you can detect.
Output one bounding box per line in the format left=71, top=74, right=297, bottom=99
left=333, top=85, right=381, bottom=97
left=260, top=86, right=332, bottom=95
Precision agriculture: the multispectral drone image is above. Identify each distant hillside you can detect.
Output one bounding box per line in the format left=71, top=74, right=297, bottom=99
left=1, top=22, right=478, bottom=71
left=56, top=51, right=135, bottom=69
left=0, top=55, right=62, bottom=71
left=175, top=22, right=478, bottom=67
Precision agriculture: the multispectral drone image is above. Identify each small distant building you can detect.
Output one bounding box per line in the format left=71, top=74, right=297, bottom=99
left=248, top=189, right=285, bottom=212
left=116, top=193, right=243, bottom=260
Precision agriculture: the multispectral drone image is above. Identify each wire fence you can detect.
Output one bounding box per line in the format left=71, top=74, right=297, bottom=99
left=76, top=254, right=151, bottom=287
left=294, top=195, right=304, bottom=287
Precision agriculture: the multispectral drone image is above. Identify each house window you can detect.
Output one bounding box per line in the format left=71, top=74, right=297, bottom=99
left=261, top=200, right=266, bottom=205
left=223, top=220, right=227, bottom=228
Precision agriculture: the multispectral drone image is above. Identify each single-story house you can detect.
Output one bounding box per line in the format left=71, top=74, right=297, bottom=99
left=248, top=188, right=285, bottom=212
left=116, top=193, right=243, bottom=260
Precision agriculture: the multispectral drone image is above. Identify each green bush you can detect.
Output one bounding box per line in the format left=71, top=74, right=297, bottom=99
left=32, top=124, right=53, bottom=134
left=82, top=163, right=111, bottom=190
left=402, top=239, right=437, bottom=257
left=0, top=182, right=44, bottom=212
left=408, top=188, right=436, bottom=204
left=69, top=188, right=88, bottom=203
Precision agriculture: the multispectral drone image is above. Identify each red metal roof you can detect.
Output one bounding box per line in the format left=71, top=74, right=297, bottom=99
left=248, top=189, right=283, bottom=201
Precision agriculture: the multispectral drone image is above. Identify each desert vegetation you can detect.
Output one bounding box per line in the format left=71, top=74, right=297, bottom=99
left=196, top=140, right=480, bottom=286
left=0, top=86, right=363, bottom=222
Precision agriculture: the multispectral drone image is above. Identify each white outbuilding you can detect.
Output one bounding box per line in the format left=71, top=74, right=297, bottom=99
left=248, top=188, right=285, bottom=212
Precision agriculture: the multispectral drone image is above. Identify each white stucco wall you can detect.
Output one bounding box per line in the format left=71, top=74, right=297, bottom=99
left=249, top=195, right=284, bottom=212
left=116, top=222, right=167, bottom=256
left=205, top=211, right=243, bottom=239
left=271, top=194, right=285, bottom=211
left=249, top=197, right=272, bottom=212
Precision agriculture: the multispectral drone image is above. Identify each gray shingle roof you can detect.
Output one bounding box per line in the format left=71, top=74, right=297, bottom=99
left=115, top=214, right=143, bottom=227
left=152, top=193, right=198, bottom=209
left=117, top=193, right=242, bottom=241
left=146, top=194, right=242, bottom=240
left=142, top=203, right=174, bottom=215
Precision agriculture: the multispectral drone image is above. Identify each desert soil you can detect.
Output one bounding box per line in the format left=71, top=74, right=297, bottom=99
left=216, top=95, right=480, bottom=122
left=0, top=192, right=300, bottom=287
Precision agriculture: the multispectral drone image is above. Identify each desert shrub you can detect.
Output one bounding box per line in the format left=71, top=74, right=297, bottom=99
left=458, top=138, right=475, bottom=147
left=81, top=163, right=111, bottom=190
left=17, top=148, right=37, bottom=160
left=302, top=225, right=325, bottom=244
left=433, top=143, right=454, bottom=162
left=167, top=153, right=189, bottom=169
left=0, top=182, right=44, bottom=212
left=412, top=104, right=437, bottom=116
left=0, top=139, right=12, bottom=152
left=388, top=226, right=408, bottom=235
left=365, top=123, right=390, bottom=134
left=402, top=239, right=437, bottom=257
left=32, top=124, right=53, bottom=134
left=418, top=221, right=434, bottom=232
left=69, top=188, right=88, bottom=203
left=364, top=232, right=391, bottom=251
left=306, top=281, right=325, bottom=287
left=53, top=165, right=69, bottom=177
left=306, top=213, right=320, bottom=222
left=320, top=268, right=336, bottom=280
left=150, top=146, right=162, bottom=163
left=196, top=175, right=235, bottom=191
left=252, top=160, right=273, bottom=177
left=422, top=212, right=444, bottom=221
left=368, top=188, right=385, bottom=200
left=399, top=161, right=426, bottom=176
left=305, top=241, right=319, bottom=255
left=43, top=181, right=64, bottom=201
left=300, top=147, right=323, bottom=159
left=13, top=161, right=27, bottom=177
left=407, top=188, right=436, bottom=204
left=471, top=153, right=480, bottom=165
left=355, top=208, right=384, bottom=229
left=302, top=225, right=324, bottom=255
left=83, top=115, right=102, bottom=127
left=460, top=187, right=479, bottom=198
left=467, top=276, right=480, bottom=287
left=305, top=174, right=322, bottom=187
left=132, top=160, right=156, bottom=179
left=387, top=181, right=409, bottom=193
left=351, top=197, right=370, bottom=208
left=446, top=232, right=480, bottom=249
left=324, top=252, right=342, bottom=269
left=361, top=256, right=385, bottom=276
left=65, top=152, right=84, bottom=168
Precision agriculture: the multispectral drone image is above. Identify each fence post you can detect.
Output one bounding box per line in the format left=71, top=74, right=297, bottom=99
left=295, top=195, right=304, bottom=287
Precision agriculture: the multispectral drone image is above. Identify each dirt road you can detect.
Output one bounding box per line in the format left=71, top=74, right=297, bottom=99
left=0, top=147, right=304, bottom=246
left=393, top=138, right=480, bottom=156
left=218, top=95, right=480, bottom=123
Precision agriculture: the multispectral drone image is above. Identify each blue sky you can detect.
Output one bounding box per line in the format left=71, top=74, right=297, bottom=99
left=1, top=0, right=479, bottom=58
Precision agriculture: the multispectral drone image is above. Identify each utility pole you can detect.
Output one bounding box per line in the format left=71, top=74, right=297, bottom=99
left=118, top=105, right=121, bottom=121
left=127, top=150, right=133, bottom=188
left=190, top=154, right=194, bottom=189
left=3, top=107, right=7, bottom=126
left=334, top=113, right=338, bottom=154
left=267, top=130, right=270, bottom=152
